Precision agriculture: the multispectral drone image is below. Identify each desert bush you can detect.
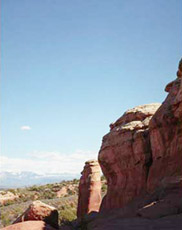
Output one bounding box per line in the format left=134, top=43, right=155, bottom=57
left=28, top=185, right=40, bottom=192
left=59, top=208, right=76, bottom=223
left=101, top=175, right=106, bottom=181
left=101, top=183, right=107, bottom=193
left=1, top=213, right=11, bottom=226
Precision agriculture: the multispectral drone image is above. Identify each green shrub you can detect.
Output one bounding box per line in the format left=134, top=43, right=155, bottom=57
left=59, top=208, right=76, bottom=223
left=101, top=183, right=107, bottom=193
left=1, top=213, right=12, bottom=226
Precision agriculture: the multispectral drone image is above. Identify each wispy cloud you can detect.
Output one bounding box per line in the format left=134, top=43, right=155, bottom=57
left=20, top=126, right=32, bottom=131
left=0, top=150, right=98, bottom=175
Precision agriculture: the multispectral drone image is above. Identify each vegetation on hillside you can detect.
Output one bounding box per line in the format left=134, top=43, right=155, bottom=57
left=0, top=177, right=107, bottom=228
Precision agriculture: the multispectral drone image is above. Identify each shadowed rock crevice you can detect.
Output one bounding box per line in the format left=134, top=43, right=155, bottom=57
left=44, top=210, right=59, bottom=229
left=143, top=130, right=153, bottom=182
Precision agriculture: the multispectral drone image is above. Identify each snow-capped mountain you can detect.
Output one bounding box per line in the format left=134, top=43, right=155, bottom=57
left=0, top=171, right=79, bottom=188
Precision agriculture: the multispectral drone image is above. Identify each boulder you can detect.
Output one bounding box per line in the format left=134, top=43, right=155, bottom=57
left=13, top=200, right=59, bottom=229
left=77, top=160, right=102, bottom=218
left=1, top=221, right=56, bottom=230
left=0, top=191, right=19, bottom=205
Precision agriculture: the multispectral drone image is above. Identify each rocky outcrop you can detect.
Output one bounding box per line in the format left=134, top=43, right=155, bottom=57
left=77, top=160, right=102, bottom=218
left=0, top=191, right=19, bottom=205
left=147, top=77, right=182, bottom=191
left=98, top=60, right=182, bottom=210
left=98, top=103, right=161, bottom=209
left=56, top=184, right=77, bottom=198
left=85, top=213, right=182, bottom=230
left=1, top=221, right=56, bottom=230
left=13, top=200, right=59, bottom=229
left=56, top=186, right=67, bottom=197
left=137, top=176, right=182, bottom=219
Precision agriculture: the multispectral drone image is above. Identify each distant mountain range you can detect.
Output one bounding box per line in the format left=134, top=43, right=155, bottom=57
left=0, top=171, right=79, bottom=189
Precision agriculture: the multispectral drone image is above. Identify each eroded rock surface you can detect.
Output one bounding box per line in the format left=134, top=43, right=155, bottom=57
left=77, top=160, right=102, bottom=218
left=1, top=221, right=56, bottom=230
left=13, top=200, right=59, bottom=229
left=148, top=77, right=182, bottom=191
left=99, top=103, right=161, bottom=210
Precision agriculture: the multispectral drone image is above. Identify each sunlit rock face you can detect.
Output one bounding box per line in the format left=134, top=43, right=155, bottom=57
left=77, top=160, right=102, bottom=218
left=148, top=77, right=182, bottom=191
left=98, top=60, right=182, bottom=211
left=13, top=200, right=59, bottom=229
left=98, top=103, right=161, bottom=210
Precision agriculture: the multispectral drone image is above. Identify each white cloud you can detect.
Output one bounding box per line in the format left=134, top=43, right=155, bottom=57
left=0, top=150, right=98, bottom=175
left=20, top=126, right=31, bottom=130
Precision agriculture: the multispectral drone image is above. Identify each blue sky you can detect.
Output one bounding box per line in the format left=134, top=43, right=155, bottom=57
left=1, top=0, right=182, bottom=174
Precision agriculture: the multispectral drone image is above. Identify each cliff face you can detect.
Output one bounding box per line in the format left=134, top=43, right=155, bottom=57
left=98, top=63, right=182, bottom=210
left=77, top=160, right=102, bottom=218
left=98, top=103, right=161, bottom=209
left=148, top=77, right=182, bottom=191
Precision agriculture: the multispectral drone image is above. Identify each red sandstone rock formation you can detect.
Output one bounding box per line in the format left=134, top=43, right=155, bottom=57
left=98, top=103, right=161, bottom=209
left=1, top=221, right=56, bottom=230
left=98, top=61, right=182, bottom=211
left=83, top=174, right=182, bottom=230
left=77, top=160, right=102, bottom=218
left=148, top=73, right=182, bottom=191
left=13, top=200, right=59, bottom=229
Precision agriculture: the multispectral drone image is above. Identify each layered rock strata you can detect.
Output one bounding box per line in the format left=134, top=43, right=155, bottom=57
left=99, top=103, right=161, bottom=209
left=148, top=77, right=182, bottom=191
left=13, top=200, right=59, bottom=229
left=98, top=60, right=182, bottom=210
left=77, top=160, right=102, bottom=218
